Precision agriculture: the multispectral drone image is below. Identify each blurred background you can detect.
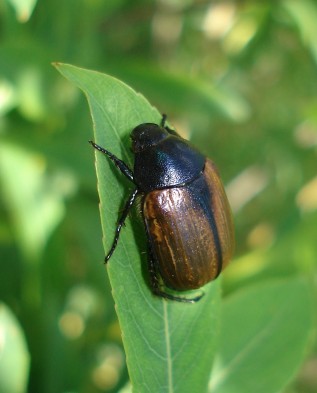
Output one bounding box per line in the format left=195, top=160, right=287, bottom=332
left=0, top=0, right=317, bottom=392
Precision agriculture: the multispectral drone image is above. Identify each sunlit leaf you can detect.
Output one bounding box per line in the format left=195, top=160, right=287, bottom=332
left=5, top=0, right=37, bottom=22
left=283, top=0, right=317, bottom=64
left=0, top=79, right=17, bottom=115
left=0, top=143, right=66, bottom=262
left=209, top=278, right=314, bottom=393
left=0, top=303, right=30, bottom=393
left=105, top=63, right=251, bottom=123
left=55, top=63, right=222, bottom=393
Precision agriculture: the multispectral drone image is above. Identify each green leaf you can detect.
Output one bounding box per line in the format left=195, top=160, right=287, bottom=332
left=0, top=303, right=30, bottom=393
left=55, top=63, right=221, bottom=393
left=0, top=143, right=66, bottom=263
left=283, top=0, right=317, bottom=64
left=5, top=0, right=37, bottom=22
left=105, top=62, right=251, bottom=123
left=209, top=278, right=314, bottom=393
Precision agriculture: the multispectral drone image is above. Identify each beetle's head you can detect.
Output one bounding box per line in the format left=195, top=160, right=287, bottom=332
left=131, top=123, right=169, bottom=153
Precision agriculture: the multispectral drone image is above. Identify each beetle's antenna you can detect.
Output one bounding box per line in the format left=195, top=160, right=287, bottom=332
left=161, top=114, right=167, bottom=127
left=160, top=114, right=179, bottom=136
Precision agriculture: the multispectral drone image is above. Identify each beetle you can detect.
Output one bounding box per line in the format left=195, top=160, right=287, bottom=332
left=89, top=114, right=234, bottom=303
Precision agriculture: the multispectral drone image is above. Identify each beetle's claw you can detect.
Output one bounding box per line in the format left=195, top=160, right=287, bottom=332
left=154, top=288, right=205, bottom=304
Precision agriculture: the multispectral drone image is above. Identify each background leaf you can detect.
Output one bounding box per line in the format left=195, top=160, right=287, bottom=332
left=55, top=63, right=222, bottom=393
left=209, top=278, right=314, bottom=393
left=1, top=1, right=317, bottom=391
left=5, top=0, right=37, bottom=22
left=0, top=143, right=66, bottom=263
left=0, top=303, right=30, bottom=393
left=283, top=0, right=317, bottom=64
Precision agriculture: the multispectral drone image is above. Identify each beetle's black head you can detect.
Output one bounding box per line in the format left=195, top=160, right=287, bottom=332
left=131, top=123, right=169, bottom=153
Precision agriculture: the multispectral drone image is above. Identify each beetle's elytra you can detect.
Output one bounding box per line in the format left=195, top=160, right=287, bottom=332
left=89, top=115, right=234, bottom=303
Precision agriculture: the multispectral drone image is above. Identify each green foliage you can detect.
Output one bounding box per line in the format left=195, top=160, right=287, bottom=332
left=0, top=1, right=317, bottom=393
left=210, top=279, right=313, bottom=393
left=4, top=0, right=37, bottom=22
left=0, top=303, right=30, bottom=393
left=56, top=63, right=222, bottom=393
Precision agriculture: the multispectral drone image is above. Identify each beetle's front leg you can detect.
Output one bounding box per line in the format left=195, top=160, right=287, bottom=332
left=89, top=140, right=134, bottom=183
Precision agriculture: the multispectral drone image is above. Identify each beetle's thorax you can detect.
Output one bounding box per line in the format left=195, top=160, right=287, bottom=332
left=131, top=124, right=205, bottom=192
left=131, top=123, right=169, bottom=153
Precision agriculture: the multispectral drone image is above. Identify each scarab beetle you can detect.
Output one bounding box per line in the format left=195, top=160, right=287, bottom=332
left=89, top=114, right=234, bottom=303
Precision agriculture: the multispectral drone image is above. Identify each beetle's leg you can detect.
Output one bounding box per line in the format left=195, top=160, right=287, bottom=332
left=105, top=188, right=138, bottom=263
left=89, top=141, right=134, bottom=183
left=146, top=241, right=204, bottom=304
